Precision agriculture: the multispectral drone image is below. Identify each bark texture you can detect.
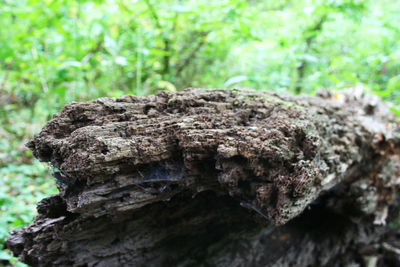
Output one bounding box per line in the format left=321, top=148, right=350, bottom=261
left=6, top=88, right=400, bottom=266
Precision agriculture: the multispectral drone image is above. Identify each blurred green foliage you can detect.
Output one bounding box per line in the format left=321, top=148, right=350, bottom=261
left=1, top=0, right=400, bottom=265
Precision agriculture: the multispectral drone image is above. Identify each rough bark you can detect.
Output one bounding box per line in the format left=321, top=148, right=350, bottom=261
left=6, top=87, right=400, bottom=266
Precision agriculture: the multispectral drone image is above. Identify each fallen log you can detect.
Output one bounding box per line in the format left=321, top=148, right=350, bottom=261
left=6, top=88, right=400, bottom=266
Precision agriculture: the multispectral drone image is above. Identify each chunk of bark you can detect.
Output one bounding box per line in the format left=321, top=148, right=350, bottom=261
left=6, top=88, right=400, bottom=266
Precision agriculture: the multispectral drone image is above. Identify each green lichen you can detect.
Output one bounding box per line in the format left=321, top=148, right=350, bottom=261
left=235, top=90, right=305, bottom=110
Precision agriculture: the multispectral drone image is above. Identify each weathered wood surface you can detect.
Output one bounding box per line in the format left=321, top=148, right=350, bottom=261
left=6, top=88, right=400, bottom=266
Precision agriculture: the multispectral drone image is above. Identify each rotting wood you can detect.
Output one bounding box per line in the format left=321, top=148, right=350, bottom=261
left=6, top=87, right=400, bottom=266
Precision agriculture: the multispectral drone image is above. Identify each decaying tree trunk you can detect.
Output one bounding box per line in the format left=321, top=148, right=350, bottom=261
left=6, top=88, right=400, bottom=266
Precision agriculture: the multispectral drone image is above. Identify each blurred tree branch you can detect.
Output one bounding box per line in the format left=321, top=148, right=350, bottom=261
left=144, top=0, right=171, bottom=78
left=175, top=31, right=209, bottom=78
left=295, top=14, right=327, bottom=94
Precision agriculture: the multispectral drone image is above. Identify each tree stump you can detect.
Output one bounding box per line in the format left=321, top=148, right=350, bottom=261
left=6, top=88, right=400, bottom=266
